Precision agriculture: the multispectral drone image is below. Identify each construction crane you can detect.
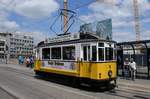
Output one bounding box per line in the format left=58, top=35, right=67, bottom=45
left=133, top=0, right=141, bottom=43
left=63, top=0, right=68, bottom=33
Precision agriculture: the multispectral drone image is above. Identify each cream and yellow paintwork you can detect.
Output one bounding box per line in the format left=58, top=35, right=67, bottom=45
left=76, top=61, right=116, bottom=80
left=34, top=60, right=117, bottom=80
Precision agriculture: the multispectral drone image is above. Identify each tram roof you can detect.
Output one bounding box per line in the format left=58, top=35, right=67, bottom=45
left=37, top=33, right=116, bottom=47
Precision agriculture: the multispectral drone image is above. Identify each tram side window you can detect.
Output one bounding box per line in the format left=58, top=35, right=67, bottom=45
left=105, top=47, right=113, bottom=60
left=83, top=46, right=91, bottom=61
left=51, top=47, right=61, bottom=59
left=83, top=46, right=87, bottom=61
left=63, top=46, right=75, bottom=60
left=42, top=48, right=50, bottom=59
left=92, top=46, right=97, bottom=61
left=98, top=48, right=104, bottom=61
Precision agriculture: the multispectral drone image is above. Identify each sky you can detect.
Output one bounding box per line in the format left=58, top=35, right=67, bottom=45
left=0, top=0, right=150, bottom=44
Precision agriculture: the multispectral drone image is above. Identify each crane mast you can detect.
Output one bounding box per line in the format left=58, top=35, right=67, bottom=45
left=64, top=0, right=68, bottom=34
left=133, top=0, right=141, bottom=42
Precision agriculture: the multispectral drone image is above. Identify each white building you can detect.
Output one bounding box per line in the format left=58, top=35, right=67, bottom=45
left=0, top=33, right=34, bottom=59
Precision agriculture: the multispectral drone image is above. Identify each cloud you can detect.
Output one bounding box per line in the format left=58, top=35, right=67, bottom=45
left=0, top=0, right=59, bottom=19
left=79, top=0, right=150, bottom=42
left=0, top=11, right=19, bottom=32
left=14, top=0, right=59, bottom=19
left=0, top=21, right=19, bottom=32
left=113, top=32, right=135, bottom=42
left=0, top=0, right=59, bottom=43
left=142, top=30, right=150, bottom=40
left=80, top=0, right=150, bottom=25
left=142, top=18, right=150, bottom=23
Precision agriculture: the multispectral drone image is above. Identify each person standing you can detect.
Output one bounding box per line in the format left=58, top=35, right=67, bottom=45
left=26, top=57, right=30, bottom=67
left=129, top=58, right=136, bottom=81
left=29, top=56, right=34, bottom=68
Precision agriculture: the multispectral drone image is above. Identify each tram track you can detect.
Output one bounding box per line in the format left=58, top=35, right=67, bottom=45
left=0, top=86, right=18, bottom=99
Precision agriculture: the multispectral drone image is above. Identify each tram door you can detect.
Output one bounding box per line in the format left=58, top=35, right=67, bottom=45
left=81, top=45, right=92, bottom=77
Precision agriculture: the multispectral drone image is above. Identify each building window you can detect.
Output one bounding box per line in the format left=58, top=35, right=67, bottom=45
left=51, top=47, right=61, bottom=59
left=63, top=46, right=75, bottom=60
left=0, top=48, right=4, bottom=51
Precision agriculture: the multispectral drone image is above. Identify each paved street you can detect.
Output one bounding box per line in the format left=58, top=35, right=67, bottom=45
left=0, top=64, right=150, bottom=99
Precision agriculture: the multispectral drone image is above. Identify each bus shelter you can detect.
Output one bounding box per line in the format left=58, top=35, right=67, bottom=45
left=117, top=40, right=150, bottom=79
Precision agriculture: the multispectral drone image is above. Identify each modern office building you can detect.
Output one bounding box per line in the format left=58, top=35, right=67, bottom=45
left=0, top=33, right=34, bottom=58
left=79, top=19, right=112, bottom=40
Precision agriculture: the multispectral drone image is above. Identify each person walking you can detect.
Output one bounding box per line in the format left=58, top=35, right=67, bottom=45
left=129, top=58, right=136, bottom=81
left=124, top=58, right=130, bottom=79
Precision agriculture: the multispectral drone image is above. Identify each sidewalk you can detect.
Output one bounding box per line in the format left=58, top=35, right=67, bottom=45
left=117, top=77, right=150, bottom=92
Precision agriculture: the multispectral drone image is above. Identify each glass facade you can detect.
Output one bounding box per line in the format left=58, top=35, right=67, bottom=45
left=79, top=19, right=112, bottom=40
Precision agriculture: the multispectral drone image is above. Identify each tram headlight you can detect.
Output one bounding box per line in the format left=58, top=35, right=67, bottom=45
left=108, top=70, right=112, bottom=77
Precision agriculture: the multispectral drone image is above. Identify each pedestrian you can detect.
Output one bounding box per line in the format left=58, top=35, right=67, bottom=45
left=29, top=56, right=34, bottom=68
left=124, top=58, right=130, bottom=79
left=18, top=56, right=21, bottom=64
left=26, top=57, right=30, bottom=67
left=129, top=58, right=136, bottom=81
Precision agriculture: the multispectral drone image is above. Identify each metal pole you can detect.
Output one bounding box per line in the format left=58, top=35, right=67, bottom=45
left=148, top=48, right=150, bottom=78
left=144, top=43, right=149, bottom=78
left=130, top=44, right=135, bottom=60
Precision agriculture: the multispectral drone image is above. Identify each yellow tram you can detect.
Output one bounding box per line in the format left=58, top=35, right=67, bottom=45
left=34, top=33, right=117, bottom=86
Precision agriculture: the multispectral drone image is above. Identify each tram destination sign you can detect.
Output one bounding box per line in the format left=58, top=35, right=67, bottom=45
left=45, top=33, right=80, bottom=43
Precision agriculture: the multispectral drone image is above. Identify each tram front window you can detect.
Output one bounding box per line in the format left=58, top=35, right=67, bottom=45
left=51, top=47, right=61, bottom=59
left=83, top=46, right=87, bottom=61
left=63, top=46, right=75, bottom=60
left=42, top=48, right=50, bottom=59
left=83, top=46, right=91, bottom=61
left=92, top=46, right=97, bottom=61
left=98, top=48, right=104, bottom=61
left=105, top=47, right=113, bottom=61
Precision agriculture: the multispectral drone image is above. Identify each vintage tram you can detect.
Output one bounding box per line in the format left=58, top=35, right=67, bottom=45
left=34, top=33, right=117, bottom=86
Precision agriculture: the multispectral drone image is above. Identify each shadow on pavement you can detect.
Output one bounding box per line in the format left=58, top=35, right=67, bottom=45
left=34, top=74, right=116, bottom=93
